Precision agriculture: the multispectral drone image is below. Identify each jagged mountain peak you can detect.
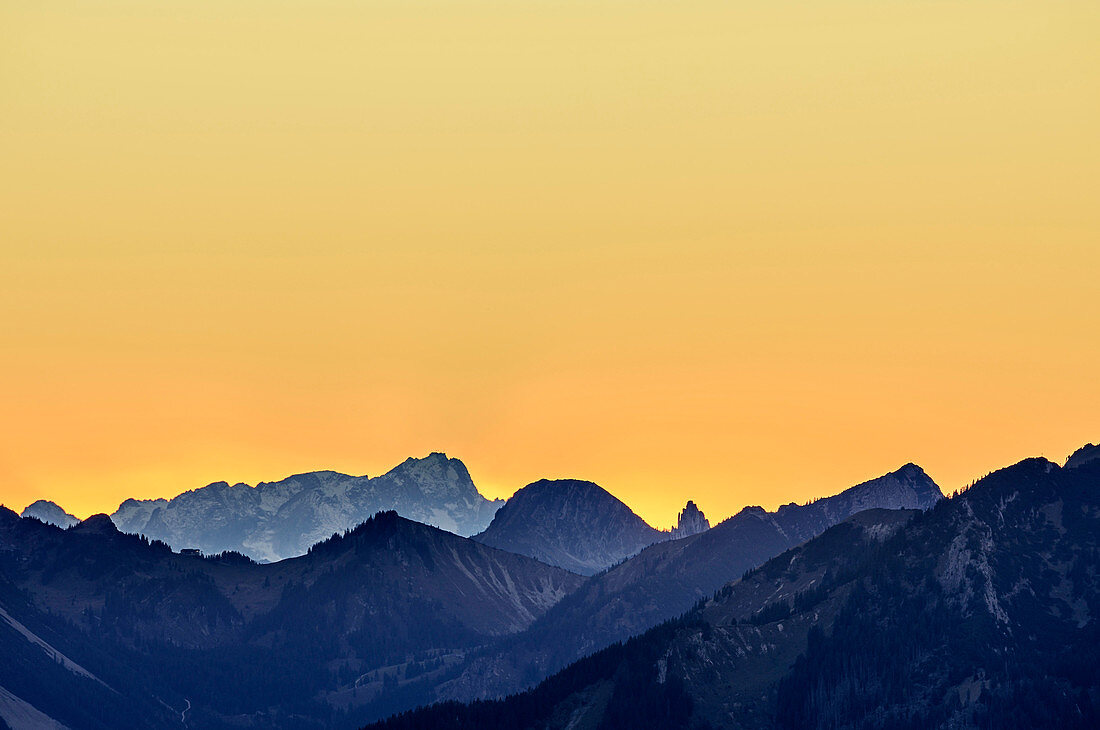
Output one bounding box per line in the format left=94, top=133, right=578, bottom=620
left=671, top=499, right=710, bottom=538
left=118, top=496, right=157, bottom=508
left=403, top=451, right=450, bottom=466
left=20, top=499, right=80, bottom=528
left=385, top=452, right=477, bottom=491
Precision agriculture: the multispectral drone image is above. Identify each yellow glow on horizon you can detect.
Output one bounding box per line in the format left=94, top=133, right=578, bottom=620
left=1, top=0, right=1098, bottom=528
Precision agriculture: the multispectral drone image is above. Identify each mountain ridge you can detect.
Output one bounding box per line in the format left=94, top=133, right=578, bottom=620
left=368, top=453, right=1099, bottom=730
left=0, top=505, right=584, bottom=728
left=430, top=462, right=944, bottom=704
left=108, top=453, right=504, bottom=561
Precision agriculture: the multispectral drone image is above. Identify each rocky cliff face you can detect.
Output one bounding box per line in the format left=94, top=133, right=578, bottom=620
left=473, top=479, right=663, bottom=576
left=19, top=500, right=79, bottom=529
left=669, top=500, right=709, bottom=538
left=108, top=453, right=503, bottom=561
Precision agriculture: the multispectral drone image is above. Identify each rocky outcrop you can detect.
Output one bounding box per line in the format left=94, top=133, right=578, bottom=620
left=670, top=500, right=709, bottom=539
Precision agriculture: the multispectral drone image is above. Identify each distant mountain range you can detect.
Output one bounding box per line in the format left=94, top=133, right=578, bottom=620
left=103, top=453, right=504, bottom=561
left=370, top=452, right=1100, bottom=730
left=23, top=457, right=706, bottom=572
left=669, top=499, right=710, bottom=539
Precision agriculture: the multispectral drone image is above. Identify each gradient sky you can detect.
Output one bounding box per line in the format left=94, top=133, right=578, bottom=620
left=2, top=0, right=1098, bottom=528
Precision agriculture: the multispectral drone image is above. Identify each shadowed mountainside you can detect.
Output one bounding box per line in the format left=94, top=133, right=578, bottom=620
left=368, top=455, right=1099, bottom=730
left=433, top=463, right=942, bottom=703
left=0, top=509, right=581, bottom=729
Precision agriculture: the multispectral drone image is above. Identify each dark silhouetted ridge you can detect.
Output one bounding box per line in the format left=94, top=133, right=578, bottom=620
left=1066, top=442, right=1100, bottom=470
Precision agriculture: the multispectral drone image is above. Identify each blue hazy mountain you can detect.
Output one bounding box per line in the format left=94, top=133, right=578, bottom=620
left=19, top=499, right=79, bottom=528
left=109, top=453, right=503, bottom=561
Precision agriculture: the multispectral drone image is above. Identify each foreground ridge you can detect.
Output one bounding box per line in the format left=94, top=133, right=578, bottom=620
left=367, top=455, right=1100, bottom=730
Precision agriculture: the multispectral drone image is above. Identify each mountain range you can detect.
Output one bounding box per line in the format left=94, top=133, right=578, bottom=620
left=431, top=463, right=943, bottom=704
left=370, top=452, right=1100, bottom=730
left=2, top=445, right=1096, bottom=730
left=105, top=453, right=503, bottom=561
left=27, top=459, right=700, bottom=575
left=0, top=456, right=943, bottom=728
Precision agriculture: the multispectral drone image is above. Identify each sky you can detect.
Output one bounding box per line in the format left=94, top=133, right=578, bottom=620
left=1, top=0, right=1098, bottom=528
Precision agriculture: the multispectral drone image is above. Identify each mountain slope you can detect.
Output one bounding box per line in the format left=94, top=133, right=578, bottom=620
left=369, top=453, right=1100, bottom=730
left=367, top=508, right=922, bottom=730
left=18, top=500, right=79, bottom=528
left=436, top=464, right=942, bottom=702
left=473, top=479, right=663, bottom=575
left=0, top=508, right=582, bottom=729
left=108, top=453, right=503, bottom=561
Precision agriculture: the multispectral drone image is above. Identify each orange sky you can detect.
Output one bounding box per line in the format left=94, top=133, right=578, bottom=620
left=2, top=0, right=1098, bottom=528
